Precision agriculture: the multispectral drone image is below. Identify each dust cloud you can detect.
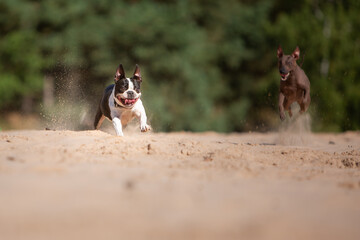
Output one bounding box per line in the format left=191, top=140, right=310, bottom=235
left=275, top=104, right=313, bottom=146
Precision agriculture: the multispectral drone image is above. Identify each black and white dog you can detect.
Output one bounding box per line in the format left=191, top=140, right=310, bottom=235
left=94, top=64, right=151, bottom=136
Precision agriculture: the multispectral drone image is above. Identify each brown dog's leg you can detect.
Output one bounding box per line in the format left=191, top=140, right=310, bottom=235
left=299, top=88, right=311, bottom=113
left=299, top=102, right=305, bottom=113
left=283, top=98, right=293, bottom=118
left=304, top=94, right=311, bottom=112
left=298, top=95, right=310, bottom=114
left=279, top=92, right=286, bottom=121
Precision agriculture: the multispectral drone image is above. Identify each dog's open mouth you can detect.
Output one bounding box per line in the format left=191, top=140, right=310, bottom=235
left=280, top=72, right=290, bottom=81
left=118, top=96, right=139, bottom=106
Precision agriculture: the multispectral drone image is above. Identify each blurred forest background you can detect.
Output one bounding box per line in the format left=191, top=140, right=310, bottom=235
left=0, top=0, right=359, bottom=132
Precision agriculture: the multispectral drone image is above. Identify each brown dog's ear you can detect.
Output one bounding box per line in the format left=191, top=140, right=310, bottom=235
left=115, top=64, right=125, bottom=82
left=133, top=64, right=142, bottom=82
left=277, top=45, right=283, bottom=58
left=292, top=46, right=300, bottom=60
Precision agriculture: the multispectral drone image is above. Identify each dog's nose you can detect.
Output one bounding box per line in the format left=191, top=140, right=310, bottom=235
left=279, top=68, right=287, bottom=75
left=127, top=91, right=136, bottom=99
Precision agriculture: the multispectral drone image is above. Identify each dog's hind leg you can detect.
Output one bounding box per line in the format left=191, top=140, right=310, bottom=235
left=298, top=97, right=310, bottom=114
left=94, top=107, right=105, bottom=129
left=283, top=98, right=293, bottom=118
left=299, top=89, right=311, bottom=114
left=304, top=94, right=311, bottom=112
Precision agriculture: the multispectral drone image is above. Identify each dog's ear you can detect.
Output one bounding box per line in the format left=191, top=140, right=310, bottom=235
left=292, top=46, right=300, bottom=60
left=133, top=64, right=142, bottom=82
left=115, top=64, right=125, bottom=82
left=277, top=45, right=283, bottom=58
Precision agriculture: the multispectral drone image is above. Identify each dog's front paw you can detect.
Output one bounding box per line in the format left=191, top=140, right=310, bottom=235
left=140, top=124, right=151, bottom=132
left=280, top=112, right=286, bottom=121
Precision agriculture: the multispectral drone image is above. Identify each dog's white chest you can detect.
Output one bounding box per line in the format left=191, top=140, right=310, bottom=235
left=108, top=94, right=144, bottom=121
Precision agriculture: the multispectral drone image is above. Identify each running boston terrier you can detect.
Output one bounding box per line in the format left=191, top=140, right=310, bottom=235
left=94, top=64, right=151, bottom=136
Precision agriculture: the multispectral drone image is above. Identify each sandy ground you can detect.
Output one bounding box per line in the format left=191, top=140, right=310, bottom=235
left=1, top=127, right=360, bottom=240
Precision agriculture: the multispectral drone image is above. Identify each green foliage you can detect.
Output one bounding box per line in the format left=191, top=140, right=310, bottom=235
left=0, top=30, right=43, bottom=106
left=0, top=0, right=359, bottom=131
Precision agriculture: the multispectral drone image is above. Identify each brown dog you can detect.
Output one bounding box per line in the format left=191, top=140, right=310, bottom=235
left=277, top=46, right=311, bottom=121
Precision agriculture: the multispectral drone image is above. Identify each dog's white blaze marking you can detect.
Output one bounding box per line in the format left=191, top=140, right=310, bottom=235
left=127, top=78, right=134, bottom=90
left=120, top=78, right=140, bottom=100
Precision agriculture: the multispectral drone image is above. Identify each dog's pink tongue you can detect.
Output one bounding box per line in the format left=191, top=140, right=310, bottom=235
left=124, top=99, right=136, bottom=105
